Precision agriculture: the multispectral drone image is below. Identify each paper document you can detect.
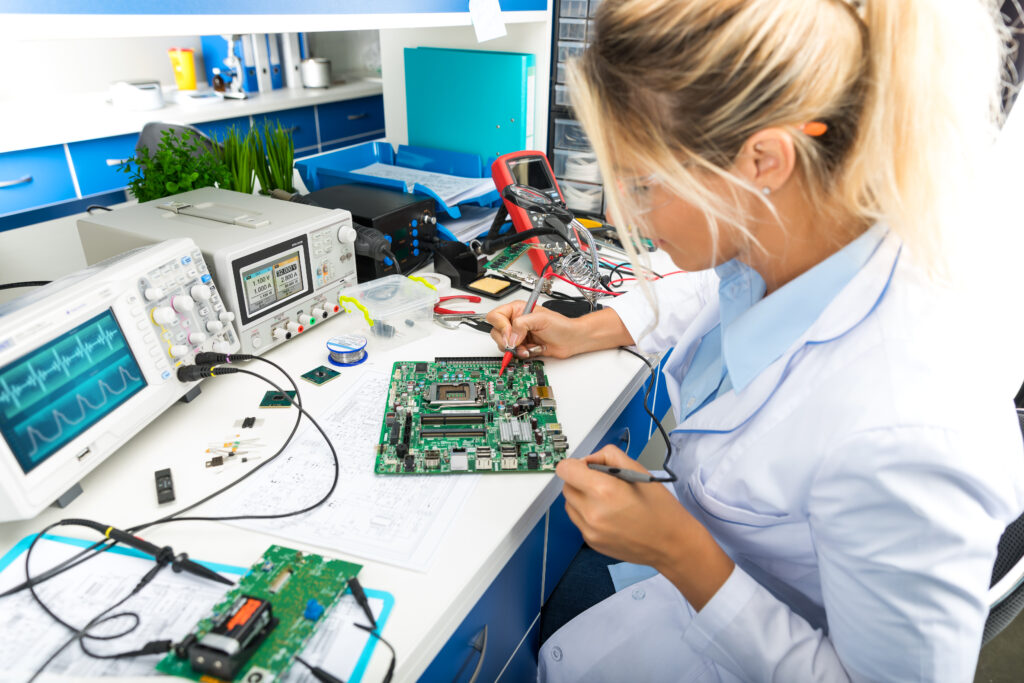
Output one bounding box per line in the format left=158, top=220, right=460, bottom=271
left=218, top=371, right=479, bottom=571
left=442, top=205, right=500, bottom=242
left=0, top=536, right=389, bottom=683
left=350, top=162, right=495, bottom=208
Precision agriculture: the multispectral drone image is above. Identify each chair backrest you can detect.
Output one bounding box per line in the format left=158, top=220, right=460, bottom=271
left=982, top=409, right=1024, bottom=645
left=135, top=122, right=221, bottom=160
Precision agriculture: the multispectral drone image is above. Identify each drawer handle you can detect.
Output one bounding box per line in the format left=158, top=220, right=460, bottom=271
left=285, top=125, right=299, bottom=133
left=616, top=427, right=631, bottom=454
left=467, top=624, right=487, bottom=683
left=347, top=113, right=369, bottom=120
left=106, top=158, right=131, bottom=167
left=0, top=175, right=32, bottom=188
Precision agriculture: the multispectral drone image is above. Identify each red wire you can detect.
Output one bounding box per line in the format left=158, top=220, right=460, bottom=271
left=552, top=272, right=622, bottom=296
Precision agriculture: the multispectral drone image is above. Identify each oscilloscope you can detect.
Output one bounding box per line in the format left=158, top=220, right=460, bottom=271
left=78, top=188, right=359, bottom=355
left=0, top=238, right=239, bottom=521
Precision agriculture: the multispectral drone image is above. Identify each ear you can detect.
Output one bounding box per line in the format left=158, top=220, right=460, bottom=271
left=732, top=128, right=797, bottom=193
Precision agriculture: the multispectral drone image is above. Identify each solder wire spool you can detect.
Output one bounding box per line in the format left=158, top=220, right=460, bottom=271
left=326, top=334, right=368, bottom=367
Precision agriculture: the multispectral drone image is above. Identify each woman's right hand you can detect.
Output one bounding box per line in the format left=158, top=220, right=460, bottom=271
left=486, top=301, right=580, bottom=359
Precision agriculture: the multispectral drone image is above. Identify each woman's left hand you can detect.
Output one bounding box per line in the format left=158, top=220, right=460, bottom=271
left=557, top=445, right=735, bottom=610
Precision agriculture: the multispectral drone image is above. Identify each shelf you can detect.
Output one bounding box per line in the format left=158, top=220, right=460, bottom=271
left=0, top=79, right=384, bottom=154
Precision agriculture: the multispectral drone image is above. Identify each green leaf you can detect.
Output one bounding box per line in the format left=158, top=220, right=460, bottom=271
left=166, top=181, right=178, bottom=193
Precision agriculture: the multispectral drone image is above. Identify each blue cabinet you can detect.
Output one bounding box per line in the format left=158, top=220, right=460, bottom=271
left=193, top=115, right=252, bottom=142
left=0, top=145, right=76, bottom=217
left=67, top=133, right=138, bottom=196
left=421, top=520, right=545, bottom=682
left=317, top=96, right=386, bottom=148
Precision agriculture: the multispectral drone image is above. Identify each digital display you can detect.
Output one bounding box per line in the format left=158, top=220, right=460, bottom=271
left=240, top=248, right=307, bottom=317
left=507, top=157, right=556, bottom=192
left=0, top=310, right=147, bottom=475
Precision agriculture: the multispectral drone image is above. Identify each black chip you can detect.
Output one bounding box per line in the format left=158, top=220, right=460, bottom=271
left=404, top=455, right=415, bottom=471
left=415, top=362, right=428, bottom=374
left=527, top=452, right=539, bottom=469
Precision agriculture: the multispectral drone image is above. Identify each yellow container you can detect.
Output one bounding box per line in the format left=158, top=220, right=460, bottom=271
left=168, top=48, right=197, bottom=91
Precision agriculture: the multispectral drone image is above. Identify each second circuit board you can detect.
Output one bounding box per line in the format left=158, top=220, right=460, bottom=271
left=375, top=357, right=569, bottom=474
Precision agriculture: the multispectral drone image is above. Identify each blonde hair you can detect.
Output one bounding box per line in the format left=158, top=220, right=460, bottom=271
left=570, top=0, right=1008, bottom=289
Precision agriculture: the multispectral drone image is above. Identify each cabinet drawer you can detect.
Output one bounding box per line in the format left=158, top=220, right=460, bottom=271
left=422, top=520, right=544, bottom=682
left=0, top=145, right=76, bottom=216
left=545, top=493, right=584, bottom=603
left=67, top=133, right=138, bottom=196
left=317, top=96, right=385, bottom=146
left=193, top=115, right=251, bottom=143
left=253, top=106, right=318, bottom=152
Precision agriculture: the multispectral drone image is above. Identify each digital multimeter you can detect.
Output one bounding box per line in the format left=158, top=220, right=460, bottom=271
left=491, top=150, right=567, bottom=275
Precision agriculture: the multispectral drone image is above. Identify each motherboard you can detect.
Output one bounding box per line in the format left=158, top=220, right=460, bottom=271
left=375, top=357, right=569, bottom=474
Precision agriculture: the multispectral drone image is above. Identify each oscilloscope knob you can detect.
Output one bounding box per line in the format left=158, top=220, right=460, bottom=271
left=188, top=332, right=207, bottom=344
left=144, top=287, right=164, bottom=302
left=152, top=306, right=176, bottom=325
left=189, top=284, right=212, bottom=301
left=338, top=225, right=357, bottom=244
left=219, top=311, right=235, bottom=323
left=169, top=344, right=189, bottom=358
left=171, top=295, right=195, bottom=313
left=206, top=320, right=224, bottom=333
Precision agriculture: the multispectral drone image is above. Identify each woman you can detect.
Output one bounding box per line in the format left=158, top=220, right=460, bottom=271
left=487, top=0, right=1024, bottom=680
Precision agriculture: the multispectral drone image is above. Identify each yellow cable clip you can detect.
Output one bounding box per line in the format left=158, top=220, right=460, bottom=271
left=103, top=526, right=114, bottom=538
left=338, top=295, right=374, bottom=327
left=406, top=275, right=436, bottom=291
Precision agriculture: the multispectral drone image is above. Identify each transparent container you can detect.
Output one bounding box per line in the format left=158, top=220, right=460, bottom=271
left=335, top=274, right=439, bottom=353
left=560, top=0, right=589, bottom=18
left=557, top=41, right=587, bottom=63
left=554, top=84, right=571, bottom=107
left=559, top=179, right=604, bottom=214
left=553, top=149, right=602, bottom=183
left=589, top=0, right=602, bottom=17
left=556, top=62, right=567, bottom=84
left=554, top=118, right=591, bottom=151
left=558, top=18, right=587, bottom=41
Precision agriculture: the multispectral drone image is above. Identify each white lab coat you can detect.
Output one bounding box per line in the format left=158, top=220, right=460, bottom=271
left=539, top=232, right=1024, bottom=682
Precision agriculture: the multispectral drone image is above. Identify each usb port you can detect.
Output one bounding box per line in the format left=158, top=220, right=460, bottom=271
left=76, top=447, right=91, bottom=461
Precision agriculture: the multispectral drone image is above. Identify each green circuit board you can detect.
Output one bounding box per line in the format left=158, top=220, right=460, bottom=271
left=375, top=357, right=569, bottom=474
left=156, top=545, right=361, bottom=682
left=484, top=242, right=530, bottom=271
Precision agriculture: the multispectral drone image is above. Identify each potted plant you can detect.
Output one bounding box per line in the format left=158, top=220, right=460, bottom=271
left=220, top=126, right=256, bottom=194
left=253, top=121, right=296, bottom=194
left=120, top=128, right=229, bottom=202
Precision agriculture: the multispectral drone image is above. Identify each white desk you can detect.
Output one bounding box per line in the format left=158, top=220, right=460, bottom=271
left=0, top=278, right=659, bottom=682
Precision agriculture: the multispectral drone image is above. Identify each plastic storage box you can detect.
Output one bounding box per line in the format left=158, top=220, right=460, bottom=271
left=558, top=18, right=587, bottom=41
left=336, top=275, right=439, bottom=353
left=589, top=0, right=602, bottom=17
left=554, top=118, right=591, bottom=151
left=557, top=41, right=587, bottom=63
left=561, top=0, right=589, bottom=18
left=560, top=179, right=604, bottom=214
left=553, top=149, right=602, bottom=183
left=554, top=84, right=571, bottom=107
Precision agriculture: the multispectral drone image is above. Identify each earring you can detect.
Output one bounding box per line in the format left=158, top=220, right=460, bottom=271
left=761, top=186, right=772, bottom=196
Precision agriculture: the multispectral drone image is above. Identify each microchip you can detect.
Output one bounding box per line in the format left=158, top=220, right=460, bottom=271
left=259, top=390, right=297, bottom=408
left=527, top=452, right=539, bottom=470
left=415, top=362, right=428, bottom=374
left=300, top=365, right=341, bottom=386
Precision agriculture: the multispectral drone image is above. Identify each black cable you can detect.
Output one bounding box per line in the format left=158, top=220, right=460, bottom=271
left=355, top=624, right=397, bottom=683
left=0, top=280, right=51, bottom=290
left=295, top=655, right=347, bottom=683
left=86, top=204, right=113, bottom=213
left=617, top=346, right=677, bottom=483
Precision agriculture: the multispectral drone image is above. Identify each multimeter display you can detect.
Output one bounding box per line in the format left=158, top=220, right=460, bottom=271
left=506, top=157, right=558, bottom=194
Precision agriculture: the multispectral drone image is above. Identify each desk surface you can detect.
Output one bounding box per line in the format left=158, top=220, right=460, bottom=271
left=0, top=276, right=654, bottom=682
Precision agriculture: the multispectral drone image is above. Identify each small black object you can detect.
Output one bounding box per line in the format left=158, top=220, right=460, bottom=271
left=187, top=595, right=278, bottom=678
left=154, top=468, right=175, bottom=504
left=404, top=455, right=415, bottom=471
left=405, top=319, right=415, bottom=327
left=534, top=429, right=543, bottom=445
left=396, top=443, right=409, bottom=458
left=527, top=453, right=539, bottom=470
left=415, top=362, right=428, bottom=373
left=241, top=416, right=256, bottom=429
left=543, top=299, right=603, bottom=318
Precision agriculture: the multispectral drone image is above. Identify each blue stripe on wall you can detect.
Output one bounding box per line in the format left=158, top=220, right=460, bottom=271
left=5, top=0, right=545, bottom=14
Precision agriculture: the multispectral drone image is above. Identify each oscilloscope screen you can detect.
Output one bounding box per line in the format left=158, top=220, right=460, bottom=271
left=0, top=309, right=147, bottom=474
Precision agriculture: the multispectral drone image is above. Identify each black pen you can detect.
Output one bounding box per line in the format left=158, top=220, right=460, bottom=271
left=587, top=463, right=656, bottom=483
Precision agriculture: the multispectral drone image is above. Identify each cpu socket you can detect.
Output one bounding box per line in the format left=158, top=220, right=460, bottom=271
left=428, top=382, right=479, bottom=406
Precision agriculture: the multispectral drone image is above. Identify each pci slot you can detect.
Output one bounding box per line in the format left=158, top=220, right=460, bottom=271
left=420, top=413, right=486, bottom=426
left=419, top=429, right=487, bottom=439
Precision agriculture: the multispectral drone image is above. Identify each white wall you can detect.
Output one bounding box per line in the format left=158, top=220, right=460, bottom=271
left=378, top=20, right=552, bottom=152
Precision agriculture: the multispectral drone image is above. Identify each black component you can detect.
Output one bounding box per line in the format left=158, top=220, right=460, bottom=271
left=187, top=595, right=278, bottom=679
left=421, top=413, right=486, bottom=426
left=542, top=299, right=603, bottom=318
left=404, top=455, right=415, bottom=471
left=154, top=468, right=175, bottom=504
left=174, top=633, right=198, bottom=659
left=385, top=412, right=397, bottom=426
left=402, top=412, right=412, bottom=447
left=535, top=368, right=546, bottom=387
left=534, top=429, right=543, bottom=445
left=297, top=183, right=436, bottom=279
left=527, top=452, right=539, bottom=470
left=435, top=356, right=504, bottom=364
left=530, top=416, right=539, bottom=430
left=389, top=423, right=400, bottom=445
left=241, top=416, right=257, bottom=429
left=414, top=362, right=428, bottom=374
left=396, top=443, right=409, bottom=458
left=430, top=239, right=485, bottom=288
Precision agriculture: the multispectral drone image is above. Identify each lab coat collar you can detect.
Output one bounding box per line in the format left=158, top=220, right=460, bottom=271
left=671, top=228, right=900, bottom=436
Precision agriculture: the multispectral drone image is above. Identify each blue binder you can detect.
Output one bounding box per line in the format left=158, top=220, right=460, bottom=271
left=405, top=47, right=536, bottom=161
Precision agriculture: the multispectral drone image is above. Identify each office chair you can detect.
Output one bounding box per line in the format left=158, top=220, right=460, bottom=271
left=981, top=409, right=1024, bottom=645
